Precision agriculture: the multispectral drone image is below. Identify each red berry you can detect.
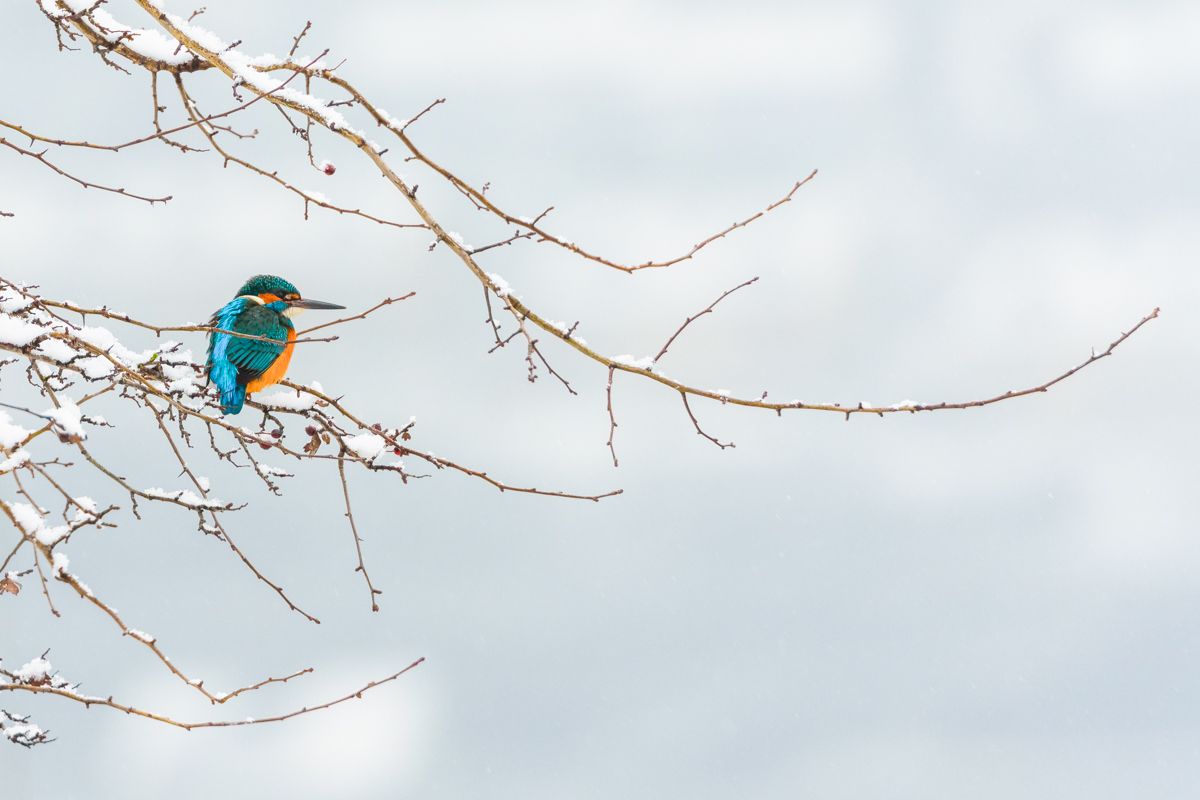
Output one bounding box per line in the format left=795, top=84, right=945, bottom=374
left=305, top=425, right=317, bottom=436
left=258, top=441, right=271, bottom=450
left=270, top=429, right=282, bottom=439
left=323, top=162, right=336, bottom=175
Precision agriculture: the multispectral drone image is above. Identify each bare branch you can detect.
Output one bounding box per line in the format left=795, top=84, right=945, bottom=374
left=0, top=136, right=171, bottom=205
left=654, top=277, right=759, bottom=365
left=681, top=392, right=734, bottom=450
left=337, top=455, right=380, bottom=612
left=1, top=657, right=423, bottom=731
left=605, top=367, right=619, bottom=468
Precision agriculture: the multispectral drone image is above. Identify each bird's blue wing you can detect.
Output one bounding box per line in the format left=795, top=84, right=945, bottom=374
left=223, top=304, right=289, bottom=380
left=206, top=299, right=288, bottom=414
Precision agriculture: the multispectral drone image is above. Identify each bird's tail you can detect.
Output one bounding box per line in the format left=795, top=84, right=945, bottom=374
left=208, top=358, right=245, bottom=415
left=220, top=384, right=246, bottom=416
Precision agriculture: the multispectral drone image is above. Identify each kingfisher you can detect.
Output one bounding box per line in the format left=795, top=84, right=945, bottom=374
left=206, top=275, right=344, bottom=415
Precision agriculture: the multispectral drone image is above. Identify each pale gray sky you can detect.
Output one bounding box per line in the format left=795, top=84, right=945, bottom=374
left=3, top=1, right=1198, bottom=797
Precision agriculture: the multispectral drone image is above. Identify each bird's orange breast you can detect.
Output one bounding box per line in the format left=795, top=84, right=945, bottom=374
left=245, top=327, right=296, bottom=393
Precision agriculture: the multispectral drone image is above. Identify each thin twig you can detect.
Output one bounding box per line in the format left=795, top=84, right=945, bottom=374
left=681, top=392, right=734, bottom=449
left=654, top=277, right=759, bottom=364
left=0, top=136, right=171, bottom=205
left=337, top=455, right=380, bottom=612
left=605, top=367, right=619, bottom=468
left=0, top=657, right=424, bottom=731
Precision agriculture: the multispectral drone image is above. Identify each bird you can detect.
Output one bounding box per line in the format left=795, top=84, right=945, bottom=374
left=206, top=275, right=344, bottom=415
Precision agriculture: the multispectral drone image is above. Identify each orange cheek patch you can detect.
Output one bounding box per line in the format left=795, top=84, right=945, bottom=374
left=258, top=293, right=282, bottom=303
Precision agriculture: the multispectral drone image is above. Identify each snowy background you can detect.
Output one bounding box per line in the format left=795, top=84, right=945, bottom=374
left=3, top=0, right=1198, bottom=797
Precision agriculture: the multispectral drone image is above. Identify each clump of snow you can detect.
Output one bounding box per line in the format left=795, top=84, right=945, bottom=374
left=6, top=501, right=43, bottom=535
left=36, top=525, right=69, bottom=547
left=36, top=0, right=69, bottom=19
left=35, top=338, right=80, bottom=363
left=12, top=655, right=74, bottom=692
left=889, top=399, right=921, bottom=410
left=302, top=189, right=329, bottom=204
left=0, top=289, right=35, bottom=313
left=254, top=463, right=293, bottom=479
left=0, top=450, right=30, bottom=474
left=0, top=313, right=49, bottom=346
left=69, top=496, right=98, bottom=524
left=161, top=354, right=203, bottom=397
left=2, top=721, right=46, bottom=743
left=164, top=11, right=226, bottom=53
left=74, top=325, right=152, bottom=368
left=345, top=433, right=385, bottom=462
left=51, top=551, right=69, bottom=576
left=72, top=496, right=98, bottom=513
left=125, top=628, right=156, bottom=644
left=14, top=657, right=53, bottom=684
left=4, top=502, right=67, bottom=546
left=47, top=399, right=87, bottom=441
left=84, top=5, right=197, bottom=67
left=258, top=385, right=318, bottom=411
left=488, top=273, right=512, bottom=297
left=376, top=108, right=407, bottom=129
left=144, top=488, right=228, bottom=510
left=77, top=356, right=116, bottom=380
left=612, top=354, right=655, bottom=370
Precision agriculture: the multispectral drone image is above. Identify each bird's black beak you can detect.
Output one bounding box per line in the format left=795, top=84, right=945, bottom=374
left=289, top=298, right=345, bottom=310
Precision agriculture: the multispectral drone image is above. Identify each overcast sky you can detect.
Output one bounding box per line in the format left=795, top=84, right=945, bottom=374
left=4, top=1, right=1199, bottom=797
